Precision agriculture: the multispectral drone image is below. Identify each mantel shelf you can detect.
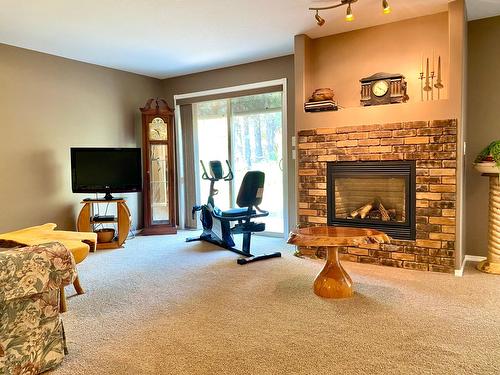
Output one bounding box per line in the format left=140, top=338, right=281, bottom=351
left=299, top=99, right=456, bottom=129
left=305, top=98, right=449, bottom=114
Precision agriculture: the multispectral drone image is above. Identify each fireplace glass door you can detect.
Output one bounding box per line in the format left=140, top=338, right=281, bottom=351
left=327, top=161, right=416, bottom=240
left=334, top=176, right=406, bottom=223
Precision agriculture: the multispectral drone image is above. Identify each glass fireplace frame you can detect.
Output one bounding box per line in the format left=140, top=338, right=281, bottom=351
left=327, top=161, right=416, bottom=240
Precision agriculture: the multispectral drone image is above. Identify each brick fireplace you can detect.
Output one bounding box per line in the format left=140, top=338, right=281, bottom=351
left=297, top=119, right=458, bottom=273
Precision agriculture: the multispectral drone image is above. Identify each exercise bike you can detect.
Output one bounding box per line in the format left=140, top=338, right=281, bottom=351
left=186, top=160, right=281, bottom=265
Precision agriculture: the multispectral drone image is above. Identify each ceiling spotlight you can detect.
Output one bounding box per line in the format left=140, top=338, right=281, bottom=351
left=382, top=0, right=391, bottom=14
left=345, top=3, right=354, bottom=22
left=315, top=10, right=326, bottom=26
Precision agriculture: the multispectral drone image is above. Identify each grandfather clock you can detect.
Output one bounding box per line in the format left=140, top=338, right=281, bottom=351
left=140, top=98, right=177, bottom=235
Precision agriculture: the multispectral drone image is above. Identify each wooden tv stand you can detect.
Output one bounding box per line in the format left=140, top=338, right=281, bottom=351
left=77, top=199, right=131, bottom=250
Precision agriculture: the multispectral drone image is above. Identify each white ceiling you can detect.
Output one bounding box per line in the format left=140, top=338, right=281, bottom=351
left=466, top=0, right=500, bottom=20
left=0, top=1, right=494, bottom=79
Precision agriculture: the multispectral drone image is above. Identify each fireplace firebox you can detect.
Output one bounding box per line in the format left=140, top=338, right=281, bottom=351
left=327, top=161, right=416, bottom=240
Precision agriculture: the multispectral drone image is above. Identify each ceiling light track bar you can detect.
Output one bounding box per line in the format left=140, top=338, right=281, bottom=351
left=308, top=3, right=348, bottom=11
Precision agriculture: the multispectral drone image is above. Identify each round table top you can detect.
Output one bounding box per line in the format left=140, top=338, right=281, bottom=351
left=287, top=226, right=390, bottom=247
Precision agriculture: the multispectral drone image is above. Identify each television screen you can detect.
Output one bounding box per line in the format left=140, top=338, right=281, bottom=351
left=71, top=148, right=142, bottom=197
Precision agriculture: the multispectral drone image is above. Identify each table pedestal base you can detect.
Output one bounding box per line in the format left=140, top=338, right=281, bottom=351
left=477, top=260, right=500, bottom=275
left=477, top=175, right=500, bottom=275
left=314, top=247, right=353, bottom=299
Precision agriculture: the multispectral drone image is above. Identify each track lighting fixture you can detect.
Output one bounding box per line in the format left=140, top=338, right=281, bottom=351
left=315, top=10, right=326, bottom=26
left=345, top=3, right=354, bottom=22
left=382, top=0, right=391, bottom=14
left=309, top=0, right=392, bottom=26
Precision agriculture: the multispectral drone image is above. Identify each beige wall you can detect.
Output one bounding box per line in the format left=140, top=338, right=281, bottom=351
left=312, top=12, right=450, bottom=108
left=162, top=55, right=296, bottom=231
left=162, top=55, right=294, bottom=108
left=449, top=0, right=468, bottom=267
left=466, top=15, right=500, bottom=256
left=295, top=10, right=465, bottom=130
left=0, top=43, right=163, bottom=233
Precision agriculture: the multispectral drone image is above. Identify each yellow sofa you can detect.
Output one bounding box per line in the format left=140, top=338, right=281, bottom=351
left=0, top=223, right=97, bottom=311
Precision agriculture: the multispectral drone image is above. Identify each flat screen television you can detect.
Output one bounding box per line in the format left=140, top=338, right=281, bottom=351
left=71, top=147, right=142, bottom=200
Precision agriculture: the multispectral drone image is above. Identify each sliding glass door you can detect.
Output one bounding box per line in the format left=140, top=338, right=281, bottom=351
left=195, top=100, right=231, bottom=210
left=230, top=93, right=283, bottom=234
left=194, top=92, right=284, bottom=234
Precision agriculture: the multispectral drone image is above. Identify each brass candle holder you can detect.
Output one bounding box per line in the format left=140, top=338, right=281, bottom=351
left=419, top=54, right=444, bottom=101
left=419, top=72, right=424, bottom=101
left=434, top=55, right=444, bottom=100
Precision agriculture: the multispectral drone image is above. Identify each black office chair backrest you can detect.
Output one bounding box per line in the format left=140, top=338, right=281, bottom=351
left=236, top=171, right=265, bottom=208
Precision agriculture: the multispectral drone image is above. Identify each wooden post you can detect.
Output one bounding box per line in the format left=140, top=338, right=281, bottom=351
left=477, top=175, right=500, bottom=274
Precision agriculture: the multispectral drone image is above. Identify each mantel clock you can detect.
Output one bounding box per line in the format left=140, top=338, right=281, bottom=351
left=360, top=72, right=408, bottom=106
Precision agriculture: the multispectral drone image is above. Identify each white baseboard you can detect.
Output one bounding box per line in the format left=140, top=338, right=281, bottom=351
left=454, top=266, right=464, bottom=277
left=454, top=255, right=487, bottom=277
left=464, top=255, right=487, bottom=262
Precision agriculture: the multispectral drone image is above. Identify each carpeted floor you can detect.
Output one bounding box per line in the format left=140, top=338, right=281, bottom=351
left=51, top=232, right=500, bottom=375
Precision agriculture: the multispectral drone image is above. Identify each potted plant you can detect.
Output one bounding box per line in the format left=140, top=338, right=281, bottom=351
left=474, top=140, right=500, bottom=174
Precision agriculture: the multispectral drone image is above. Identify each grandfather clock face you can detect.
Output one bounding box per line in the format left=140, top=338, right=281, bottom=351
left=149, top=117, right=168, bottom=141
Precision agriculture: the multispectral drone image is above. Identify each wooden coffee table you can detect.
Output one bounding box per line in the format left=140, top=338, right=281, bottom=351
left=288, top=226, right=390, bottom=299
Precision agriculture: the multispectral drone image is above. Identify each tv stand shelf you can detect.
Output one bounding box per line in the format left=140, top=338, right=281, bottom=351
left=77, top=199, right=131, bottom=251
left=90, top=214, right=117, bottom=223
left=82, top=199, right=126, bottom=203
left=83, top=197, right=124, bottom=202
left=90, top=219, right=119, bottom=224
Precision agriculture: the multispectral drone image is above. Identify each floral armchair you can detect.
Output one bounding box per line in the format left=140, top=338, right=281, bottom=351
left=0, top=242, right=76, bottom=374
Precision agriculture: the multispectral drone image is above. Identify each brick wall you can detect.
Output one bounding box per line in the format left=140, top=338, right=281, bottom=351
left=297, top=119, right=458, bottom=273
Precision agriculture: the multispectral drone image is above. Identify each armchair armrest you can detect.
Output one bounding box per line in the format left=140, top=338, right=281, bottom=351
left=0, top=242, right=76, bottom=303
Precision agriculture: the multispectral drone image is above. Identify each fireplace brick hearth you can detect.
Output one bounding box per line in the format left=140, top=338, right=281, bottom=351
left=297, top=119, right=458, bottom=273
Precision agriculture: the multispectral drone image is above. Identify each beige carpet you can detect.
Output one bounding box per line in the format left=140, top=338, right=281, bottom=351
left=51, top=232, right=500, bottom=375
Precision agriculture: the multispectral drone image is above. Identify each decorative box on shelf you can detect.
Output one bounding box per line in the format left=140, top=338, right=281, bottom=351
left=304, top=99, right=338, bottom=112
left=305, top=87, right=338, bottom=113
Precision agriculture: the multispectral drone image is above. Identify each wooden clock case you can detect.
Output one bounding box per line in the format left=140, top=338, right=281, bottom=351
left=140, top=98, right=177, bottom=235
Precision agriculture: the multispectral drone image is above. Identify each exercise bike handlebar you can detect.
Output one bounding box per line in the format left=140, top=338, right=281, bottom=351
left=200, top=160, right=234, bottom=182
left=224, top=161, right=234, bottom=181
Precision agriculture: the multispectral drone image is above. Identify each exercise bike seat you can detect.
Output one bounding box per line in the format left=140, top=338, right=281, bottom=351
left=220, top=207, right=256, bottom=218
